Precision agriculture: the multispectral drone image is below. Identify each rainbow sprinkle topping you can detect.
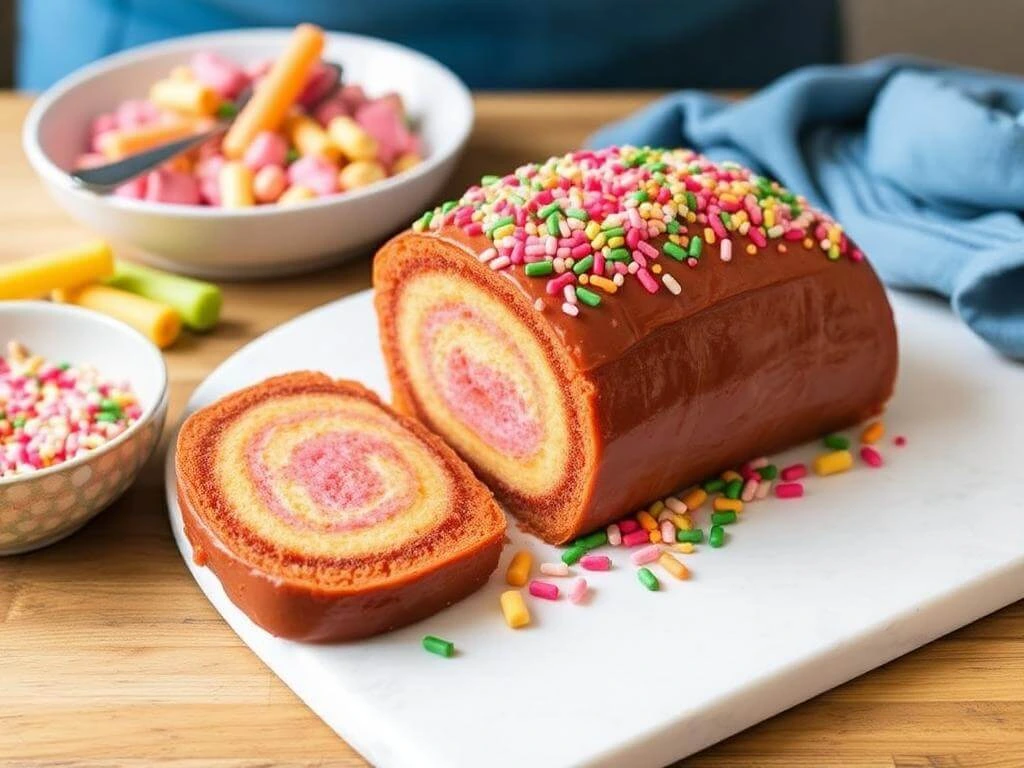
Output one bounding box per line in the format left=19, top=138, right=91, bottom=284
left=414, top=146, right=862, bottom=316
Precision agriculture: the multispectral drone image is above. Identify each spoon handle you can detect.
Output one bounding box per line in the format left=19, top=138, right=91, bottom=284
left=71, top=126, right=225, bottom=192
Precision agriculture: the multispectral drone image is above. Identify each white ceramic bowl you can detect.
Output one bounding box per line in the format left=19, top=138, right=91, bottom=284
left=22, top=29, right=474, bottom=279
left=0, top=302, right=168, bottom=555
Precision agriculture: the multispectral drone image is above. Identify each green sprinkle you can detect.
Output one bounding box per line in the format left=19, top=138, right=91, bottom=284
left=688, top=236, right=703, bottom=258
left=566, top=208, right=589, bottom=221
left=422, top=635, right=455, bottom=658
left=703, top=478, right=725, bottom=493
left=509, top=193, right=525, bottom=205
left=441, top=200, right=458, bottom=214
left=724, top=478, right=743, bottom=500
left=96, top=412, right=120, bottom=423
left=58, top=362, right=71, bottom=371
left=99, top=399, right=120, bottom=412
left=575, top=286, right=601, bottom=307
left=644, top=161, right=667, bottom=172
left=789, top=204, right=802, bottom=217
left=666, top=219, right=681, bottom=234
left=637, top=567, right=660, bottom=591
left=719, top=211, right=732, bottom=228
left=828, top=246, right=841, bottom=261
left=663, top=242, right=687, bottom=261
left=709, top=525, right=726, bottom=548
left=485, top=215, right=514, bottom=236
left=779, top=190, right=796, bottom=204
left=632, top=191, right=649, bottom=203
left=546, top=212, right=561, bottom=234
left=685, top=191, right=697, bottom=211
left=577, top=530, right=608, bottom=550
left=601, top=226, right=625, bottom=238
left=481, top=174, right=500, bottom=185
left=606, top=248, right=631, bottom=262
left=215, top=101, right=238, bottom=120
left=562, top=545, right=587, bottom=565
left=524, top=261, right=554, bottom=277
left=12, top=417, right=26, bottom=428
left=537, top=202, right=561, bottom=219
left=676, top=529, right=704, bottom=544
left=711, top=511, right=738, bottom=526
left=572, top=255, right=595, bottom=275
left=757, top=464, right=778, bottom=480
left=421, top=210, right=434, bottom=228
left=824, top=434, right=851, bottom=450
left=285, top=148, right=300, bottom=164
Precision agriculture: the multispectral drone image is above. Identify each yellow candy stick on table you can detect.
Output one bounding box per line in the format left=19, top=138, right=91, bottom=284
left=222, top=23, right=325, bottom=159
left=55, top=285, right=181, bottom=349
left=0, top=240, right=113, bottom=300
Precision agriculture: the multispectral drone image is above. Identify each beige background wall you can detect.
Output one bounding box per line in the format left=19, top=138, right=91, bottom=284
left=842, top=0, right=1024, bottom=74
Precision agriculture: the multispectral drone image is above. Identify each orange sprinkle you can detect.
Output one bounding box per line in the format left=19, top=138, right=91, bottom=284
left=746, top=244, right=757, bottom=255
left=713, top=497, right=743, bottom=513
left=861, top=421, right=885, bottom=444
left=681, top=488, right=707, bottom=510
left=589, top=275, right=618, bottom=294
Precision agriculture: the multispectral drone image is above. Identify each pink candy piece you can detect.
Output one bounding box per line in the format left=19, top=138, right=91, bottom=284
left=741, top=477, right=759, bottom=502
left=528, top=580, right=559, bottom=601
left=244, top=57, right=274, bottom=82
left=337, top=83, right=368, bottom=112
left=621, top=529, right=650, bottom=548
left=894, top=435, right=907, bottom=447
left=780, top=463, right=807, bottom=482
left=143, top=169, right=200, bottom=205
left=115, top=99, right=160, bottom=130
left=775, top=482, right=804, bottom=499
left=297, top=60, right=338, bottom=107
left=253, top=165, right=287, bottom=204
left=630, top=545, right=661, bottom=566
left=74, top=153, right=108, bottom=170
left=355, top=97, right=415, bottom=166
left=287, top=155, right=339, bottom=196
left=860, top=446, right=884, bottom=468
left=580, top=554, right=611, bottom=571
left=313, top=95, right=350, bottom=128
left=568, top=578, right=588, bottom=605
left=91, top=113, right=117, bottom=137
left=191, top=51, right=249, bottom=99
left=617, top=519, right=640, bottom=535
left=114, top=176, right=148, bottom=200
left=659, top=519, right=675, bottom=544
left=243, top=130, right=288, bottom=171
left=606, top=523, right=622, bottom=547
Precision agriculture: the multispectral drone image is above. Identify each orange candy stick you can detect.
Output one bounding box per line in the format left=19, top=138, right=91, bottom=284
left=222, top=24, right=325, bottom=159
left=97, top=118, right=206, bottom=160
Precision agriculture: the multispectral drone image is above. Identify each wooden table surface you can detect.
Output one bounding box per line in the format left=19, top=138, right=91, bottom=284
left=0, top=91, right=1021, bottom=768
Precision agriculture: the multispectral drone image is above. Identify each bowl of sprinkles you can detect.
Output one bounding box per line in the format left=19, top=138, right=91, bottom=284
left=0, top=301, right=168, bottom=555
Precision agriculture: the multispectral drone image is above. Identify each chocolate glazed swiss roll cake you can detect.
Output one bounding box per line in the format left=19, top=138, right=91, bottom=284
left=374, top=146, right=898, bottom=545
left=176, top=372, right=505, bottom=641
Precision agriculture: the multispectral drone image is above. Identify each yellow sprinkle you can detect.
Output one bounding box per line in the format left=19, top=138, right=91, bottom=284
left=648, top=500, right=665, bottom=516
left=493, top=224, right=514, bottom=240
left=671, top=514, right=692, bottom=530
left=746, top=244, right=757, bottom=255
left=649, top=529, right=663, bottom=544
left=659, top=552, right=690, bottom=580
left=637, top=510, right=658, bottom=531
left=591, top=233, right=607, bottom=250
left=500, top=590, right=530, bottom=629
left=607, top=236, right=625, bottom=248
left=651, top=264, right=662, bottom=274
left=713, top=497, right=743, bottom=513
left=673, top=542, right=695, bottom=554
left=813, top=449, right=854, bottom=477
left=681, top=488, right=707, bottom=510
left=578, top=274, right=589, bottom=285
left=505, top=550, right=532, bottom=587
left=704, top=227, right=716, bottom=245
left=860, top=420, right=885, bottom=445
left=764, top=208, right=775, bottom=228
left=589, top=275, right=618, bottom=294
left=686, top=212, right=697, bottom=223
left=585, top=221, right=601, bottom=239
left=720, top=469, right=743, bottom=482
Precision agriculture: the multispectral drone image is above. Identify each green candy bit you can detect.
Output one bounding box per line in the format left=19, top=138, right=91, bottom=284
left=441, top=200, right=458, bottom=214
left=719, top=211, right=732, bottom=228
left=99, top=398, right=120, bottom=412
left=509, top=193, right=526, bottom=205
left=601, top=226, right=625, bottom=238
left=422, top=635, right=455, bottom=658
left=724, top=478, right=743, bottom=500
left=779, top=190, right=796, bottom=204
left=562, top=545, right=587, bottom=565
left=577, top=530, right=608, bottom=550
left=215, top=101, right=238, bottom=120
left=666, top=220, right=681, bottom=234
left=422, top=210, right=434, bottom=228
left=709, top=525, right=726, bottom=548
left=828, top=246, right=841, bottom=261
left=537, top=202, right=561, bottom=219
left=96, top=412, right=120, bottom=424
left=632, top=191, right=649, bottom=203
left=12, top=416, right=26, bottom=428
left=757, top=464, right=778, bottom=480
left=566, top=208, right=589, bottom=221
left=711, top=511, right=737, bottom=526
left=688, top=236, right=703, bottom=258
left=285, top=148, right=300, bottom=164
left=789, top=204, right=802, bottom=217
left=637, top=567, right=660, bottom=591
left=572, top=255, right=595, bottom=275
left=524, top=261, right=554, bottom=277
left=645, top=161, right=667, bottom=172
left=58, top=362, right=70, bottom=371
left=702, top=478, right=725, bottom=493
left=685, top=191, right=697, bottom=211
left=823, top=434, right=851, bottom=450
left=575, top=286, right=601, bottom=307
left=606, top=248, right=631, bottom=262
left=481, top=174, right=500, bottom=185
left=662, top=242, right=687, bottom=261
left=485, top=215, right=514, bottom=237
left=676, top=529, right=704, bottom=544
left=546, top=212, right=561, bottom=234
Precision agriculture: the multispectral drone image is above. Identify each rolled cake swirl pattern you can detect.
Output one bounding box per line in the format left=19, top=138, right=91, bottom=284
left=176, top=372, right=505, bottom=641
left=374, top=146, right=898, bottom=544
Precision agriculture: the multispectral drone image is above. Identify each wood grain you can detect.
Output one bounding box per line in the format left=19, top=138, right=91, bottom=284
left=0, top=91, right=1021, bottom=768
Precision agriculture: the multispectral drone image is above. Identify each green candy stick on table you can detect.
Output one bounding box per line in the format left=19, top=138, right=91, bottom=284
left=105, top=261, right=222, bottom=331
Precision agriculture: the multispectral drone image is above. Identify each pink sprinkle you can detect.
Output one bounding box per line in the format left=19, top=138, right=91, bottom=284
left=528, top=580, right=559, bottom=600
left=660, top=519, right=675, bottom=544
left=636, top=240, right=658, bottom=259
left=755, top=480, right=772, bottom=499
left=580, top=554, right=611, bottom=571
left=709, top=213, right=728, bottom=239
left=741, top=477, right=759, bottom=502
left=720, top=239, right=733, bottom=262
left=622, top=529, right=650, bottom=547
left=635, top=268, right=659, bottom=294
left=749, top=227, right=767, bottom=248
left=607, top=523, right=622, bottom=546
left=894, top=435, right=907, bottom=447
left=571, top=243, right=592, bottom=259
left=630, top=545, right=661, bottom=566
left=568, top=578, right=588, bottom=604
left=860, top=446, right=884, bottom=467
left=781, top=463, right=807, bottom=482
left=546, top=273, right=575, bottom=295
left=775, top=482, right=804, bottom=499
left=618, top=519, right=640, bottom=534
left=749, top=456, right=769, bottom=469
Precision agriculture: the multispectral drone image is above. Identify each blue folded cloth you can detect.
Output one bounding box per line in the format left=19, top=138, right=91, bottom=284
left=589, top=57, right=1024, bottom=359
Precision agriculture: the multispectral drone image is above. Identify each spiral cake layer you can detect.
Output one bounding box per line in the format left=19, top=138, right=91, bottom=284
left=374, top=146, right=899, bottom=544
left=176, top=372, right=505, bottom=641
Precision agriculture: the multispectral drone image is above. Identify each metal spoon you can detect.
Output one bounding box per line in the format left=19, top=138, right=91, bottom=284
left=71, top=62, right=343, bottom=193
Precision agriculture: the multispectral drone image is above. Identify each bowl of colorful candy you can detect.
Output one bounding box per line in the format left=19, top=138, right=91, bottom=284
left=22, top=25, right=474, bottom=279
left=0, top=302, right=168, bottom=555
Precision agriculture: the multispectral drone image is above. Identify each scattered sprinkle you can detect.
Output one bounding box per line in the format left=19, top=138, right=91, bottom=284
left=422, top=635, right=455, bottom=658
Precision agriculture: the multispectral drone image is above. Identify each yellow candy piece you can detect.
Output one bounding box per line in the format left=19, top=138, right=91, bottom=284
left=673, top=542, right=695, bottom=554
left=713, top=497, right=743, bottom=513
left=720, top=469, right=743, bottom=482
left=55, top=284, right=180, bottom=349
left=659, top=552, right=690, bottom=580
left=648, top=529, right=662, bottom=544
left=338, top=160, right=386, bottom=190
left=327, top=116, right=378, bottom=161
left=286, top=114, right=339, bottom=161
left=392, top=152, right=422, bottom=174
left=505, top=550, right=532, bottom=587
left=500, top=590, right=530, bottom=629
left=219, top=161, right=254, bottom=208
left=813, top=449, right=854, bottom=477
left=278, top=185, right=317, bottom=205
left=0, top=240, right=113, bottom=300
left=149, top=78, right=220, bottom=116
left=681, top=488, right=707, bottom=510
left=636, top=510, right=657, bottom=531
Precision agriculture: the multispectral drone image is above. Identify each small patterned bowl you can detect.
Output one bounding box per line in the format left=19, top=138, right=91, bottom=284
left=0, top=302, right=168, bottom=555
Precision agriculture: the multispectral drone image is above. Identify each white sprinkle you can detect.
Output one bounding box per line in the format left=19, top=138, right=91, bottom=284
left=553, top=257, right=566, bottom=274
left=563, top=284, right=577, bottom=304
left=561, top=302, right=580, bottom=317
left=489, top=255, right=511, bottom=270
left=720, top=239, right=733, bottom=262
left=662, top=273, right=682, bottom=295
left=533, top=298, right=544, bottom=312
left=627, top=261, right=640, bottom=274
left=665, top=496, right=687, bottom=514
left=612, top=273, right=625, bottom=286
left=540, top=562, right=570, bottom=577
left=477, top=247, right=497, bottom=263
